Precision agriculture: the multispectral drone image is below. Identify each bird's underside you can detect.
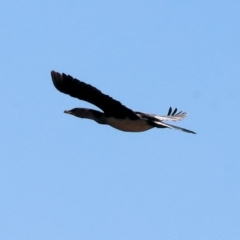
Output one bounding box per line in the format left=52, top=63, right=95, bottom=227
left=51, top=71, right=196, bottom=134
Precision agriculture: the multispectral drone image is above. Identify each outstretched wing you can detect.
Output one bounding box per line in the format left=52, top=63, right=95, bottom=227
left=51, top=71, right=139, bottom=120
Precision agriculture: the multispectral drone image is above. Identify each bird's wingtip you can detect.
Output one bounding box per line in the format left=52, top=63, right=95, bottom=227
left=51, top=70, right=57, bottom=77
left=50, top=70, right=55, bottom=75
left=51, top=70, right=63, bottom=81
left=50, top=70, right=56, bottom=79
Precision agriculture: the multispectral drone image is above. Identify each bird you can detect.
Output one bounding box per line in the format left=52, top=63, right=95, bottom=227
left=51, top=71, right=196, bottom=134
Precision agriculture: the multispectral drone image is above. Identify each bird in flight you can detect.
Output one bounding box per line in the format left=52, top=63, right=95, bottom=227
left=51, top=71, right=196, bottom=134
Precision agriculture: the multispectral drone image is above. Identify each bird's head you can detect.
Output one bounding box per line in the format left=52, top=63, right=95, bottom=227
left=64, top=108, right=82, bottom=116
left=64, top=108, right=91, bottom=119
left=64, top=108, right=76, bottom=115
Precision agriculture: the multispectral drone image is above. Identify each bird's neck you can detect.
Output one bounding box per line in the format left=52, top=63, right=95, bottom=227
left=75, top=108, right=107, bottom=125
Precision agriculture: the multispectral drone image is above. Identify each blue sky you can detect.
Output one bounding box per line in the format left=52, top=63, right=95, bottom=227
left=1, top=1, right=240, bottom=239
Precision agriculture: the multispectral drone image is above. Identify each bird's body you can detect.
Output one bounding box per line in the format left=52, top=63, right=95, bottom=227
left=107, top=117, right=153, bottom=132
left=51, top=71, right=196, bottom=134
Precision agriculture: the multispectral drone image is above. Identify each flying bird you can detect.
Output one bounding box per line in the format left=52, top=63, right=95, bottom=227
left=51, top=71, right=196, bottom=134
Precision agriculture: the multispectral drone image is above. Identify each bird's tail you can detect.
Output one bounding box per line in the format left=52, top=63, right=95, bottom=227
left=152, top=107, right=196, bottom=134
left=153, top=121, right=196, bottom=134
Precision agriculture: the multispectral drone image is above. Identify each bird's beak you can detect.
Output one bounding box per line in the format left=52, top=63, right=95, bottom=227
left=64, top=110, right=72, bottom=114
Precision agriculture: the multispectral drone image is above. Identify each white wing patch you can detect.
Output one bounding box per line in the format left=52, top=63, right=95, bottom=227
left=153, top=112, right=188, bottom=122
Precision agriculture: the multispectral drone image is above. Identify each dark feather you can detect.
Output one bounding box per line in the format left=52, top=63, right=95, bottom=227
left=172, top=108, right=178, bottom=115
left=51, top=71, right=139, bottom=120
left=167, top=107, right=172, bottom=116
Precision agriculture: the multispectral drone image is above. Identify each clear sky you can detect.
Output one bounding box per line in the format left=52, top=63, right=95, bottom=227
left=1, top=1, right=240, bottom=239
